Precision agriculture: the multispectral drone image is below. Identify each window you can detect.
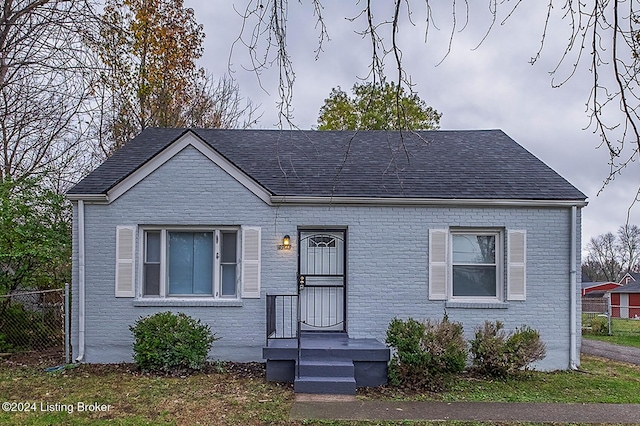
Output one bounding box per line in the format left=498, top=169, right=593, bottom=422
left=429, top=228, right=526, bottom=303
left=451, top=231, right=500, bottom=298
left=142, top=228, right=238, bottom=298
left=308, top=235, right=336, bottom=248
left=143, top=231, right=161, bottom=295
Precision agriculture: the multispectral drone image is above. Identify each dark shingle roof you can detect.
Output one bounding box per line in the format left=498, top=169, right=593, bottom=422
left=622, top=272, right=640, bottom=282
left=610, top=282, right=640, bottom=293
left=67, top=128, right=586, bottom=201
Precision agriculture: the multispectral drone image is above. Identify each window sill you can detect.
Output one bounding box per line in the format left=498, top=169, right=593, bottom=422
left=133, top=298, right=244, bottom=307
left=445, top=301, right=510, bottom=309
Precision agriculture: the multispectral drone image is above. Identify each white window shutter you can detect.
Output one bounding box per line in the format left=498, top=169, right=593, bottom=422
left=507, top=230, right=527, bottom=301
left=115, top=226, right=136, bottom=298
left=241, top=226, right=261, bottom=298
left=429, top=229, right=448, bottom=300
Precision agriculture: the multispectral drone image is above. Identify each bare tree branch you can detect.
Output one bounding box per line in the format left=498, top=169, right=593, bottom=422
left=232, top=0, right=640, bottom=197
left=0, top=0, right=101, bottom=190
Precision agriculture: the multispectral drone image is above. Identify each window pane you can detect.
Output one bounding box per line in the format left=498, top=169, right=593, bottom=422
left=168, top=232, right=213, bottom=295
left=144, top=231, right=161, bottom=295
left=309, top=236, right=336, bottom=247
left=221, top=232, right=237, bottom=263
left=452, top=265, right=497, bottom=297
left=221, top=264, right=236, bottom=296
left=145, top=231, right=161, bottom=263
left=193, top=232, right=213, bottom=294
left=144, top=264, right=160, bottom=295
left=452, top=235, right=495, bottom=264
left=168, top=232, right=194, bottom=294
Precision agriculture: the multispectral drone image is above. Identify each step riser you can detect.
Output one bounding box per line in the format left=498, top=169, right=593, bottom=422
left=294, top=378, right=356, bottom=395
left=298, top=363, right=354, bottom=378
left=300, top=348, right=389, bottom=361
left=301, top=349, right=350, bottom=361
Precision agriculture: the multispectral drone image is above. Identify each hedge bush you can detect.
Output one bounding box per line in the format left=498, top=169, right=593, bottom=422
left=469, top=320, right=546, bottom=378
left=586, top=315, right=609, bottom=335
left=386, top=314, right=467, bottom=391
left=130, top=311, right=218, bottom=374
left=0, top=303, right=60, bottom=351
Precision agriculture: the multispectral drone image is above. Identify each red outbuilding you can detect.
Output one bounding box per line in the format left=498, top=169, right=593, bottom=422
left=609, top=282, right=640, bottom=319
left=581, top=281, right=621, bottom=297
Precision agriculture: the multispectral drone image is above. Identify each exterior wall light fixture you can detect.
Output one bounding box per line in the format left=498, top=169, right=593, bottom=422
left=278, top=235, right=291, bottom=250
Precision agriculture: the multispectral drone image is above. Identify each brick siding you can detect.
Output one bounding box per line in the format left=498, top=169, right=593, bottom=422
left=71, top=146, right=582, bottom=370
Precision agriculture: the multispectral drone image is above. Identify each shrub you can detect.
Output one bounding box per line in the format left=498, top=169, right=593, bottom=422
left=130, top=311, right=218, bottom=374
left=586, top=315, right=609, bottom=335
left=0, top=333, right=11, bottom=353
left=469, top=321, right=546, bottom=378
left=386, top=313, right=467, bottom=391
left=0, top=303, right=59, bottom=352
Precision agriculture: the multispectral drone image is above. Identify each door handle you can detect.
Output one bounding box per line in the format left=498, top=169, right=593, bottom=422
left=298, top=275, right=306, bottom=292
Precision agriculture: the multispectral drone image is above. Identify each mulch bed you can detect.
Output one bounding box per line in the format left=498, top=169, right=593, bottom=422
left=1, top=351, right=267, bottom=381
left=0, top=348, right=65, bottom=368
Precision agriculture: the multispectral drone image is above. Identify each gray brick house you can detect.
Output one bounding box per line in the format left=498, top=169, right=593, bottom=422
left=67, top=128, right=586, bottom=393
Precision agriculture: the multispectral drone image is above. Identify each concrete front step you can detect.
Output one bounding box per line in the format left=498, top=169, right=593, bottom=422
left=300, top=346, right=389, bottom=361
left=298, top=359, right=354, bottom=377
left=264, top=333, right=390, bottom=390
left=294, top=376, right=357, bottom=395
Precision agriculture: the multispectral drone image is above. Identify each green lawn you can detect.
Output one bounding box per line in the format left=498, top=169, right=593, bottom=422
left=583, top=333, right=640, bottom=348
left=583, top=315, right=640, bottom=348
left=1, top=355, right=640, bottom=425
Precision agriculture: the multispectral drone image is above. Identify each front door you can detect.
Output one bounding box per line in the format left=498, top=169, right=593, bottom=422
left=298, top=230, right=346, bottom=331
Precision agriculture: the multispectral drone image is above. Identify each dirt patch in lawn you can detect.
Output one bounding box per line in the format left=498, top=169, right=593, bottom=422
left=0, top=348, right=64, bottom=368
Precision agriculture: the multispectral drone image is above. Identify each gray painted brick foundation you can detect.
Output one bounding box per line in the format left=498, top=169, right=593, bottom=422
left=71, top=145, right=582, bottom=371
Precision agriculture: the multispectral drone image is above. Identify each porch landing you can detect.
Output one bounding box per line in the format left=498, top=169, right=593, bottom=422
left=263, top=332, right=390, bottom=395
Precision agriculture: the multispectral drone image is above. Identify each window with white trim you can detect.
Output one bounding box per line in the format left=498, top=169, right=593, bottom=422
left=451, top=230, right=501, bottom=299
left=141, top=228, right=239, bottom=298
left=429, top=228, right=525, bottom=302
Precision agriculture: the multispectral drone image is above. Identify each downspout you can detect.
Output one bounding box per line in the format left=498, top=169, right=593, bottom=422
left=569, top=205, right=578, bottom=369
left=75, top=200, right=86, bottom=363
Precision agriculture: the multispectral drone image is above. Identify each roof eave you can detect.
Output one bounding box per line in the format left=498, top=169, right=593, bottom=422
left=268, top=196, right=588, bottom=207
left=65, top=192, right=587, bottom=208
left=66, top=194, right=588, bottom=207
left=66, top=193, right=109, bottom=202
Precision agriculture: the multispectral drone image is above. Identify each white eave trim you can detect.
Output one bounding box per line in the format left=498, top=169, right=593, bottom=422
left=269, top=195, right=588, bottom=207
left=67, top=191, right=587, bottom=208
left=66, top=194, right=109, bottom=202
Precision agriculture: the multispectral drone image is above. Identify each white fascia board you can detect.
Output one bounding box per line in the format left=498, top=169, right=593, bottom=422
left=269, top=195, right=588, bottom=208
left=66, top=194, right=109, bottom=202
left=106, top=131, right=272, bottom=204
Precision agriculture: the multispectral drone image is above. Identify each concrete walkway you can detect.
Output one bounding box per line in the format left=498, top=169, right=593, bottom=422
left=581, top=339, right=640, bottom=365
left=291, top=400, right=640, bottom=423
left=291, top=340, right=640, bottom=423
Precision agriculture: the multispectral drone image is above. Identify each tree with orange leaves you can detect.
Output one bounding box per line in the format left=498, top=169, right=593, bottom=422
left=96, top=0, right=257, bottom=154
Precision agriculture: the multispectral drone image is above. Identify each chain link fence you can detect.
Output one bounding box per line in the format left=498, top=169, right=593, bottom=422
left=582, top=296, right=640, bottom=336
left=0, top=286, right=69, bottom=363
left=582, top=297, right=610, bottom=335
left=609, top=305, right=640, bottom=336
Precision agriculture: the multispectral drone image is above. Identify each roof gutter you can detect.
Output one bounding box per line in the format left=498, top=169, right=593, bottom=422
left=66, top=192, right=588, bottom=208
left=66, top=194, right=109, bottom=203
left=269, top=195, right=588, bottom=208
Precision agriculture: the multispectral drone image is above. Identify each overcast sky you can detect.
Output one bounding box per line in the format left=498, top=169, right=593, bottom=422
left=184, top=1, right=639, bottom=251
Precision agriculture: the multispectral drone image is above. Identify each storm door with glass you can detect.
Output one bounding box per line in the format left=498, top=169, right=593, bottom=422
left=298, top=230, right=346, bottom=331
